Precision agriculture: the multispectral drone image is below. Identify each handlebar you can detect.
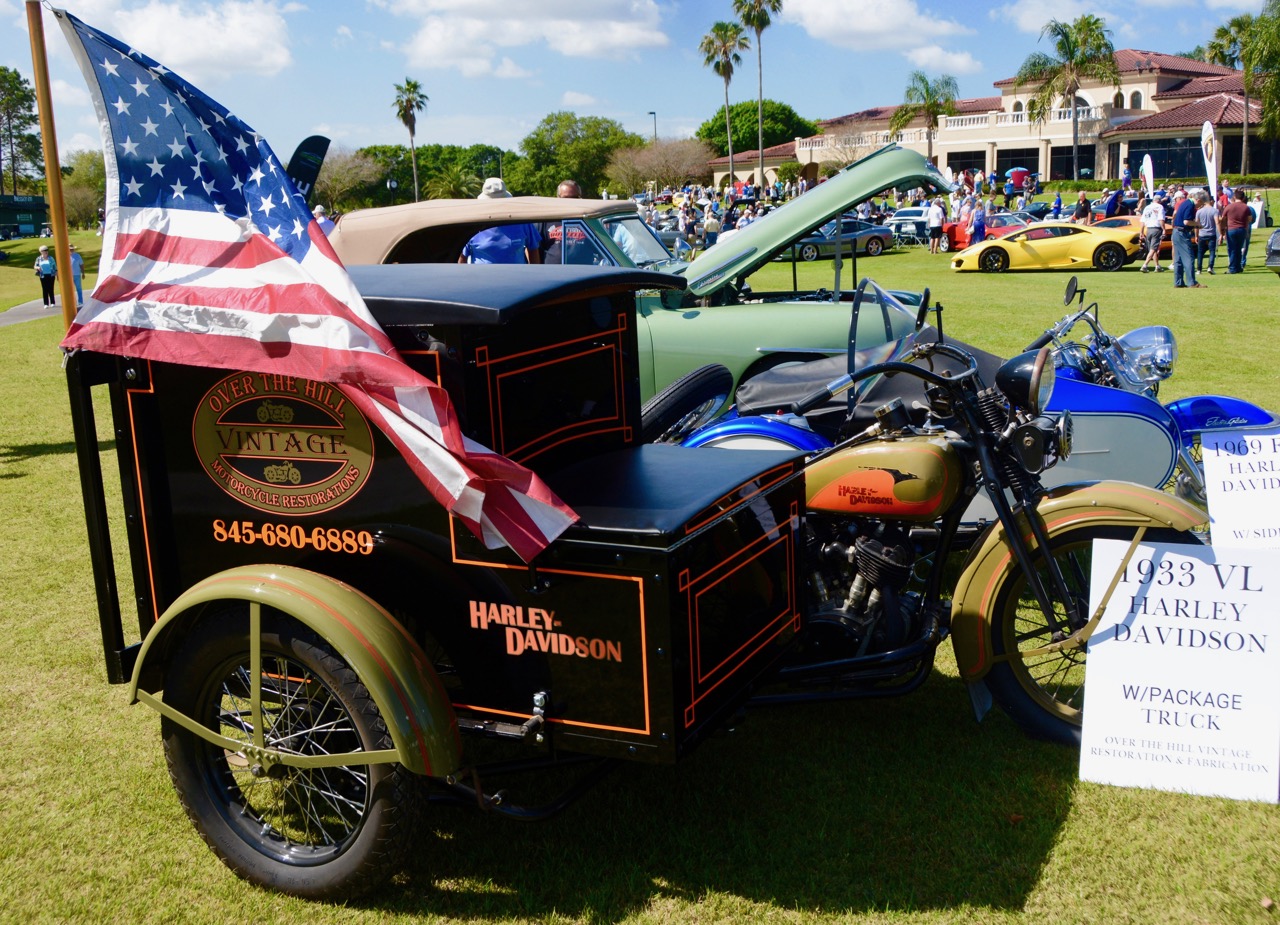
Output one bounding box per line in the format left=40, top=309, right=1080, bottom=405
left=790, top=344, right=979, bottom=416
left=1023, top=303, right=1106, bottom=353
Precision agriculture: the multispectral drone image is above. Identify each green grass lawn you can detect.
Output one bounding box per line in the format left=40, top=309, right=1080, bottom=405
left=1, top=237, right=1278, bottom=923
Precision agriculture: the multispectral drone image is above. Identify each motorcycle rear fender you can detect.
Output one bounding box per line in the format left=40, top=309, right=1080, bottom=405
left=949, top=481, right=1206, bottom=682
left=128, top=564, right=461, bottom=777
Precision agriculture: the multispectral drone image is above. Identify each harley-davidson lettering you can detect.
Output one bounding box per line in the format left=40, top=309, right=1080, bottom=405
left=468, top=600, right=623, bottom=663
left=837, top=483, right=894, bottom=506
left=193, top=373, right=373, bottom=515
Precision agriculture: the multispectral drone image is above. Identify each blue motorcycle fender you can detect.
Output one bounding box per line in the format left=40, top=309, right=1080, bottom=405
left=683, top=412, right=833, bottom=451
left=1165, top=394, right=1280, bottom=437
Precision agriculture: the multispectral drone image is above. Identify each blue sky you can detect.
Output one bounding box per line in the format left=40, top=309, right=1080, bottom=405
left=1, top=0, right=1266, bottom=165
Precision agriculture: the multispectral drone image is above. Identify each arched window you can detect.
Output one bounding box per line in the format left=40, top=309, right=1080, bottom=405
left=1113, top=92, right=1124, bottom=108
left=1013, top=100, right=1023, bottom=113
left=1130, top=91, right=1143, bottom=109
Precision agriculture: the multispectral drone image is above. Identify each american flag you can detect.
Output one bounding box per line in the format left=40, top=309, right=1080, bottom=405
left=55, top=10, right=576, bottom=561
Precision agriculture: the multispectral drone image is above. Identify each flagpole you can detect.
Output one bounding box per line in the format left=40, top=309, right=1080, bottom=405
left=26, top=0, right=77, bottom=331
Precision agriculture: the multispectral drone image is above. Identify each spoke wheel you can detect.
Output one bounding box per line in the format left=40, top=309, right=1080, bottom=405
left=799, top=243, right=820, bottom=261
left=162, top=608, right=420, bottom=899
left=938, top=234, right=951, bottom=253
left=865, top=237, right=884, bottom=256
left=985, top=525, right=1194, bottom=745
left=978, top=247, right=1008, bottom=272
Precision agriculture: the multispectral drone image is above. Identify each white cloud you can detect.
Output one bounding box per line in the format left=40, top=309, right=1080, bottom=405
left=334, top=24, right=353, bottom=47
left=51, top=78, right=91, bottom=109
left=493, top=56, right=532, bottom=79
left=989, top=0, right=1111, bottom=35
left=561, top=90, right=596, bottom=106
left=783, top=0, right=971, bottom=51
left=94, top=1, right=297, bottom=83
left=394, top=0, right=669, bottom=76
left=904, top=45, right=983, bottom=75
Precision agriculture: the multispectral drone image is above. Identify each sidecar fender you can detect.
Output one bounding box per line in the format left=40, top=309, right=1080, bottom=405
left=949, top=481, right=1206, bottom=682
left=1164, top=394, right=1280, bottom=438
left=128, top=565, right=461, bottom=777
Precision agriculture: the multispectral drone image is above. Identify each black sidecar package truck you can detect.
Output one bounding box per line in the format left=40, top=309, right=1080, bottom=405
left=67, top=264, right=806, bottom=899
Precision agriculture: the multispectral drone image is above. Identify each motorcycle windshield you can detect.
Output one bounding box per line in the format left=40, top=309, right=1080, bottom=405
left=733, top=279, right=930, bottom=434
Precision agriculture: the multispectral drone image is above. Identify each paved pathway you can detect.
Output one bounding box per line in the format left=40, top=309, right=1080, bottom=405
left=0, top=299, right=69, bottom=328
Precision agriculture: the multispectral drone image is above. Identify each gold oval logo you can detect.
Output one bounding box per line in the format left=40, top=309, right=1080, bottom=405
left=193, top=372, right=374, bottom=515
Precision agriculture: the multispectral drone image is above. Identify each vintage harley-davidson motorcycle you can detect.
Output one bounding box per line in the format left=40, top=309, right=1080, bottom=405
left=649, top=279, right=1206, bottom=744
left=72, top=265, right=1202, bottom=899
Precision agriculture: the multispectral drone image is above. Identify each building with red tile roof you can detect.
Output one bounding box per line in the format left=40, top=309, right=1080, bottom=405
left=712, top=49, right=1274, bottom=189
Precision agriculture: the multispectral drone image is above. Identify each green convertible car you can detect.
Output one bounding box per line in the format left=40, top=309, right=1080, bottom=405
left=329, top=145, right=950, bottom=401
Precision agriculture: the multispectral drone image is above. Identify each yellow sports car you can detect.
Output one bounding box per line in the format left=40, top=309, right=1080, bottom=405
left=949, top=220, right=1142, bottom=272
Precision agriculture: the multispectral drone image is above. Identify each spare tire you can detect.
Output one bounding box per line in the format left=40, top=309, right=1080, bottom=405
left=640, top=364, right=734, bottom=443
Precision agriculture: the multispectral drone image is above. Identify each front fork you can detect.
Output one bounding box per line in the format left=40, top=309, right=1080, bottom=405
left=974, top=439, right=1085, bottom=637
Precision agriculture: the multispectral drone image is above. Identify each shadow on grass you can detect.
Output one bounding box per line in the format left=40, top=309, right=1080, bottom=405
left=0, top=439, right=116, bottom=477
left=366, top=669, right=1077, bottom=920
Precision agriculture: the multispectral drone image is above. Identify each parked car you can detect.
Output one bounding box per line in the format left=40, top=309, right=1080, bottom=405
left=883, top=206, right=929, bottom=241
left=949, top=220, right=1141, bottom=272
left=1089, top=196, right=1141, bottom=221
left=938, top=212, right=1026, bottom=253
left=1092, top=214, right=1173, bottom=259
left=1266, top=228, right=1280, bottom=279
left=655, top=206, right=704, bottom=249
left=329, top=144, right=952, bottom=400
left=771, top=215, right=893, bottom=261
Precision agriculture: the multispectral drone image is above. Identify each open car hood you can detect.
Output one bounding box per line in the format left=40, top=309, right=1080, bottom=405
left=680, top=145, right=952, bottom=298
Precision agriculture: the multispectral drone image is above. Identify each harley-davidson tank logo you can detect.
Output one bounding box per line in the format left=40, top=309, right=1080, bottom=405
left=193, top=373, right=374, bottom=515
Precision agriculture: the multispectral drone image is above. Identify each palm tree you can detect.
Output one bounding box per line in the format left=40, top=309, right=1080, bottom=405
left=424, top=165, right=481, bottom=200
left=1207, top=14, right=1257, bottom=177
left=1013, top=15, right=1120, bottom=181
left=886, top=71, right=959, bottom=166
left=733, top=0, right=783, bottom=188
left=700, top=22, right=750, bottom=190
left=392, top=77, right=428, bottom=201
left=1244, top=8, right=1280, bottom=142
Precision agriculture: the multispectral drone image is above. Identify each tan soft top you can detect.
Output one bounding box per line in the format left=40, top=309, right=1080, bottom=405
left=329, top=196, right=641, bottom=265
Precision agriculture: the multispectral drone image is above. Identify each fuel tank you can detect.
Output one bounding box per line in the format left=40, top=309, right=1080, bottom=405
left=806, top=434, right=963, bottom=520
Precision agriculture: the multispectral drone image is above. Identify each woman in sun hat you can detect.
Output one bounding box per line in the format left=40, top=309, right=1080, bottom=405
left=34, top=244, right=57, bottom=307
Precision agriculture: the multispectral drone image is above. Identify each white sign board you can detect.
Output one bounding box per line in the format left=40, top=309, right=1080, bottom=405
left=1200, top=427, right=1280, bottom=548
left=1079, top=539, right=1280, bottom=803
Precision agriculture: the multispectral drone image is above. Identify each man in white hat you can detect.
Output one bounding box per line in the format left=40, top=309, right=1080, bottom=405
left=312, top=204, right=335, bottom=236
left=459, top=178, right=542, bottom=264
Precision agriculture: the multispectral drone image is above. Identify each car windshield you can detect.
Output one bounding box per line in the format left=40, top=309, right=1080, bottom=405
left=603, top=214, right=677, bottom=268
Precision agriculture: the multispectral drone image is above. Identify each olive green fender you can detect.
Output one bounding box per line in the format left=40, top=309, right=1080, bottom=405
left=950, top=481, right=1206, bottom=682
left=128, top=564, right=460, bottom=777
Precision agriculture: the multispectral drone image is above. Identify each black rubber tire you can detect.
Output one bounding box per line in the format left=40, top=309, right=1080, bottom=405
left=984, top=525, right=1196, bottom=746
left=799, top=243, right=820, bottom=262
left=978, top=247, right=1009, bottom=272
left=162, top=609, right=421, bottom=899
left=640, top=363, right=734, bottom=443
left=938, top=234, right=951, bottom=253
left=1094, top=242, right=1126, bottom=271
left=865, top=236, right=884, bottom=256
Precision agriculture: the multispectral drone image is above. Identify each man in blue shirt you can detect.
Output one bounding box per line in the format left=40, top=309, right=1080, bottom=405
left=1169, top=190, right=1205, bottom=289
left=460, top=178, right=541, bottom=264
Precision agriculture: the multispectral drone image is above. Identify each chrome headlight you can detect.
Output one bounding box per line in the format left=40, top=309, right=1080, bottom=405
left=995, top=346, right=1055, bottom=415
left=1116, top=326, right=1177, bottom=384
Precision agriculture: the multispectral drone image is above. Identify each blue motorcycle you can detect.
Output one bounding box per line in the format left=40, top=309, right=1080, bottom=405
left=651, top=276, right=1276, bottom=519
